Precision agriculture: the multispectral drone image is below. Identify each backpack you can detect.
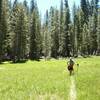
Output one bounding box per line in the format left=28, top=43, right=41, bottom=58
left=67, top=60, right=74, bottom=70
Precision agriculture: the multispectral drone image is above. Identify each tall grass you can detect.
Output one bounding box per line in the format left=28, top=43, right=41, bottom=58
left=0, top=60, right=70, bottom=100
left=0, top=57, right=100, bottom=100
left=75, top=56, right=100, bottom=100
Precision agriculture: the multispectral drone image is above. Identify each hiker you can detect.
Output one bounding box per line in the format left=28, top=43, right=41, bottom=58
left=67, top=57, right=75, bottom=75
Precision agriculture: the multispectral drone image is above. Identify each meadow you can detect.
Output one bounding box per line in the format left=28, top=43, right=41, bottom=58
left=0, top=56, right=100, bottom=100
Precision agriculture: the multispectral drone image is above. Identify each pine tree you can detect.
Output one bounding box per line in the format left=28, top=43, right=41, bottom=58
left=30, top=11, right=38, bottom=60
left=81, top=23, right=90, bottom=56
left=0, top=0, right=10, bottom=62
left=10, top=3, right=29, bottom=62
left=77, top=8, right=85, bottom=55
left=30, top=0, right=36, bottom=13
left=59, top=0, right=64, bottom=57
left=13, top=0, right=18, bottom=8
left=51, top=9, right=59, bottom=58
left=42, top=10, right=51, bottom=59
left=0, top=0, right=2, bottom=15
left=23, top=0, right=29, bottom=15
left=89, top=0, right=99, bottom=55
left=88, top=13, right=98, bottom=55
left=10, top=2, right=19, bottom=61
left=17, top=5, right=29, bottom=61
left=0, top=0, right=3, bottom=62
left=86, top=0, right=91, bottom=16
left=35, top=8, right=42, bottom=58
left=96, top=8, right=100, bottom=55
left=81, top=0, right=89, bottom=23
left=30, top=0, right=41, bottom=60
left=63, top=0, right=71, bottom=57
left=72, top=3, right=78, bottom=57
left=92, top=9, right=98, bottom=55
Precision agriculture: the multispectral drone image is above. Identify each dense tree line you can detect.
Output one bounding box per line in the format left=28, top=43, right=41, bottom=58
left=0, top=0, right=100, bottom=63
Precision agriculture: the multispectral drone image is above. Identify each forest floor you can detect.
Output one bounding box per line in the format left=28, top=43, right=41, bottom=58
left=0, top=56, right=100, bottom=100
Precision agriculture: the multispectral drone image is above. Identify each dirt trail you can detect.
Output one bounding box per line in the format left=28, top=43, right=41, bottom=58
left=68, top=76, right=77, bottom=100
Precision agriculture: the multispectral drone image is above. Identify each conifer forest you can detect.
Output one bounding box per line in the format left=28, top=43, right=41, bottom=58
left=0, top=0, right=100, bottom=63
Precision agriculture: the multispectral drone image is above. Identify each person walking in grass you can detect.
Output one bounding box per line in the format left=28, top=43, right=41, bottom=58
left=67, top=57, right=75, bottom=75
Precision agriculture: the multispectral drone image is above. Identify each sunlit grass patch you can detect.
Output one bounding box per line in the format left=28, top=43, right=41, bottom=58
left=0, top=59, right=69, bottom=100
left=0, top=56, right=100, bottom=100
left=76, top=56, right=100, bottom=100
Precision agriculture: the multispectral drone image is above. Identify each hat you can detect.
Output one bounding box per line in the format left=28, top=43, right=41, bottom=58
left=69, top=57, right=72, bottom=60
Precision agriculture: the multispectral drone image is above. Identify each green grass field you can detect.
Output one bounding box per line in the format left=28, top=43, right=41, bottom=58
left=0, top=56, right=100, bottom=100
